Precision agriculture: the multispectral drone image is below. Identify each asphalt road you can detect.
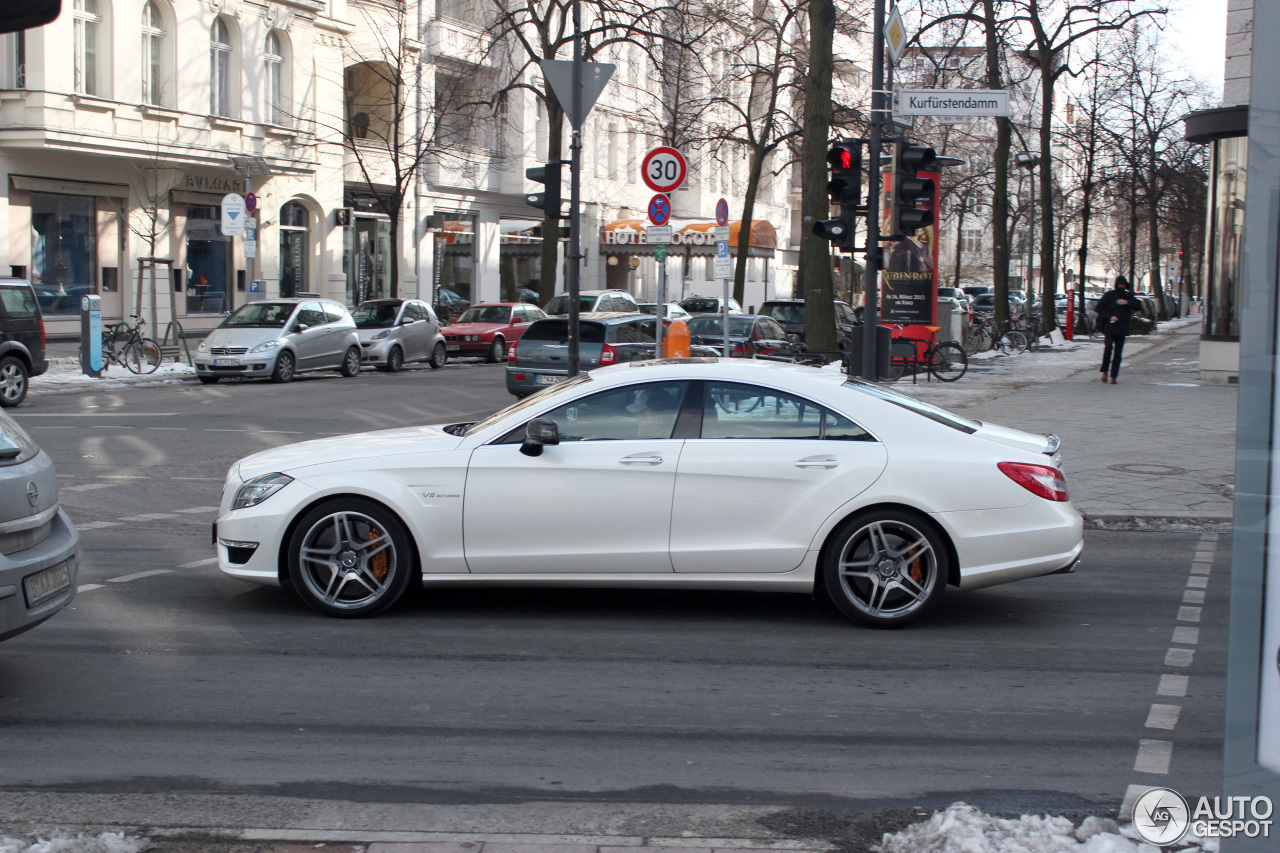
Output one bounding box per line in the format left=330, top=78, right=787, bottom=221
left=0, top=362, right=1227, bottom=842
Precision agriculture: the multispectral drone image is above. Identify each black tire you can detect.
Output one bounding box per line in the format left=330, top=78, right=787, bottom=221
left=823, top=508, right=949, bottom=628
left=286, top=497, right=415, bottom=618
left=271, top=350, right=296, bottom=383
left=428, top=341, right=446, bottom=369
left=929, top=342, right=968, bottom=382
left=125, top=339, right=162, bottom=374
left=0, top=356, right=29, bottom=407
left=487, top=337, right=506, bottom=363
left=385, top=346, right=404, bottom=373
left=198, top=375, right=220, bottom=385
left=1006, top=330, right=1028, bottom=354
left=340, top=346, right=362, bottom=377
left=886, top=358, right=906, bottom=381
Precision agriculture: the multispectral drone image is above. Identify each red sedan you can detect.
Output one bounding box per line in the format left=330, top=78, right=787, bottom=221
left=442, top=302, right=547, bottom=362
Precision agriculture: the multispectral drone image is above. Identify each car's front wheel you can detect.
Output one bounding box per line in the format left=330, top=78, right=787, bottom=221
left=287, top=498, right=415, bottom=618
left=384, top=346, right=404, bottom=372
left=271, top=350, right=295, bottom=383
left=340, top=346, right=361, bottom=377
left=0, top=356, right=29, bottom=407
left=822, top=509, right=948, bottom=628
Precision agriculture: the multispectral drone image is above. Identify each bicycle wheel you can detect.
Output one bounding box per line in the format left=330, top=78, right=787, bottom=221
left=963, top=327, right=985, bottom=356
left=1005, top=330, right=1028, bottom=353
left=929, top=343, right=968, bottom=382
left=124, top=339, right=163, bottom=374
left=1026, top=324, right=1040, bottom=351
left=886, top=357, right=906, bottom=381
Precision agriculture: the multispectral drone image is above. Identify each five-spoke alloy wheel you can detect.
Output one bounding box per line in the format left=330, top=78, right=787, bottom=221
left=288, top=499, right=414, bottom=617
left=823, top=510, right=948, bottom=627
left=0, top=356, right=29, bottom=407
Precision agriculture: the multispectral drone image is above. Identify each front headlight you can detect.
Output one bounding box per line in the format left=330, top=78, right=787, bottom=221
left=250, top=340, right=283, bottom=354
left=232, top=473, right=294, bottom=509
left=197, top=340, right=209, bottom=353
left=372, top=330, right=391, bottom=340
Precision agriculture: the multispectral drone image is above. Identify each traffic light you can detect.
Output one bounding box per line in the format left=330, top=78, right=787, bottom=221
left=813, top=138, right=863, bottom=250
left=525, top=161, right=565, bottom=217
left=886, top=141, right=937, bottom=239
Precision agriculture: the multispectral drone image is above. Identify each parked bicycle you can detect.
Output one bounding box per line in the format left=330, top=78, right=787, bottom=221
left=976, top=314, right=1028, bottom=355
left=886, top=327, right=968, bottom=382
left=83, top=315, right=163, bottom=374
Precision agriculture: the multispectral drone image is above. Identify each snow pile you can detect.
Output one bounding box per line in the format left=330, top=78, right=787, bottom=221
left=873, top=803, right=1218, bottom=853
left=0, top=833, right=150, bottom=853
left=29, top=356, right=195, bottom=398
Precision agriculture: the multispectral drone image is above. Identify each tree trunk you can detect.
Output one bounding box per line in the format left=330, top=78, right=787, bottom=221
left=800, top=0, right=836, bottom=352
left=539, top=96, right=566, bottom=305
left=1037, top=57, right=1056, bottom=331
left=952, top=202, right=965, bottom=289
left=733, top=148, right=766, bottom=306
left=983, top=0, right=1011, bottom=333
left=1147, top=202, right=1166, bottom=319
left=388, top=207, right=400, bottom=299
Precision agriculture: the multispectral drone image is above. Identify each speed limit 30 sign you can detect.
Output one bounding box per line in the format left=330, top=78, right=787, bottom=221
left=641, top=147, right=687, bottom=194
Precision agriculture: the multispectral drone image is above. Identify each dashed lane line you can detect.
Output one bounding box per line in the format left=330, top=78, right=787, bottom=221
left=77, top=584, right=104, bottom=592
left=75, top=521, right=121, bottom=531
left=179, top=557, right=218, bottom=568
left=61, top=483, right=114, bottom=492
left=106, top=569, right=173, bottom=583
left=79, top=560, right=218, bottom=593
left=174, top=506, right=221, bottom=514
left=117, top=513, right=179, bottom=522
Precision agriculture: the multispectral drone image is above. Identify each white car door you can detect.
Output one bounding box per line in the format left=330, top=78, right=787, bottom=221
left=464, top=381, right=690, bottom=574
left=669, top=381, right=888, bottom=573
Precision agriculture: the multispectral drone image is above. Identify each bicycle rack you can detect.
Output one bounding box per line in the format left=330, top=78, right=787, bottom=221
left=161, top=319, right=193, bottom=366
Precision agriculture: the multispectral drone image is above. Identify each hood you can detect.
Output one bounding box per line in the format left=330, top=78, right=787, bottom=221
left=443, top=322, right=505, bottom=334
left=205, top=326, right=288, bottom=351
left=236, top=425, right=463, bottom=479
left=974, top=421, right=1059, bottom=461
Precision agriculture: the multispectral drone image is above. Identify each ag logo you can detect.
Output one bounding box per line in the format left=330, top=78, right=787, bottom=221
left=1133, top=786, right=1190, bottom=845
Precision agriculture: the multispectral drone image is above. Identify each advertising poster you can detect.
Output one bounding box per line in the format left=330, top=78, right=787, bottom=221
left=881, top=170, right=941, bottom=326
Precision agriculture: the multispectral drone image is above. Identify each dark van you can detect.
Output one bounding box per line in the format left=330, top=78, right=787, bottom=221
left=0, top=278, right=47, bottom=407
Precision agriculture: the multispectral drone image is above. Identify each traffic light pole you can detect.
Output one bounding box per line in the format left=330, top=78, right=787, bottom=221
left=861, top=0, right=886, bottom=382
left=567, top=0, right=584, bottom=377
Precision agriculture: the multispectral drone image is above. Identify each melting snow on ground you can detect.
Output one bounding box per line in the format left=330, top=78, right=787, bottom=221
left=874, top=803, right=1219, bottom=853
left=0, top=833, right=150, bottom=853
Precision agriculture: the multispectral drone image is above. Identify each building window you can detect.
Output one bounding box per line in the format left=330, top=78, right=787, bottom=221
left=1, top=31, right=25, bottom=89
left=279, top=201, right=310, bottom=298
left=30, top=193, right=97, bottom=317
left=141, top=1, right=165, bottom=105
left=210, top=18, right=233, bottom=117
left=962, top=229, right=982, bottom=254
left=1204, top=136, right=1247, bottom=339
left=74, top=0, right=102, bottom=96
left=265, top=31, right=286, bottom=126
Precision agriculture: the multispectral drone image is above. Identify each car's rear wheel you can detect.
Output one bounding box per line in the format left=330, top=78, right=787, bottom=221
left=271, top=350, right=295, bottom=383
left=288, top=498, right=415, bottom=618
left=488, top=337, right=506, bottom=363
left=340, top=346, right=361, bottom=377
left=384, top=346, right=404, bottom=372
left=0, top=356, right=28, bottom=407
left=428, top=341, right=446, bottom=369
left=823, top=509, right=948, bottom=628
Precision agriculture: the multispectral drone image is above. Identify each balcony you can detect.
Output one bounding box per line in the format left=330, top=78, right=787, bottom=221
left=429, top=18, right=495, bottom=68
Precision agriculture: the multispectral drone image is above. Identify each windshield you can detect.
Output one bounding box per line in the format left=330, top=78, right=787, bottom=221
left=456, top=306, right=512, bottom=324
left=465, top=373, right=594, bottom=437
left=762, top=303, right=804, bottom=324
left=639, top=304, right=659, bottom=315
left=688, top=316, right=754, bottom=337
left=681, top=297, right=722, bottom=313
left=351, top=301, right=403, bottom=328
left=843, top=379, right=979, bottom=434
left=221, top=302, right=295, bottom=328
left=545, top=294, right=597, bottom=314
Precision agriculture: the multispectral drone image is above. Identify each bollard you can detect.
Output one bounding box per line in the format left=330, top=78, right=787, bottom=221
left=80, top=294, right=102, bottom=378
left=663, top=320, right=691, bottom=358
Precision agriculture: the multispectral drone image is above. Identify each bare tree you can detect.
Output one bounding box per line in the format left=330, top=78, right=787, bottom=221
left=798, top=0, right=838, bottom=352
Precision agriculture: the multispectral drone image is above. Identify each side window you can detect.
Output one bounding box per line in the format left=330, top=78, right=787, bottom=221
left=824, top=411, right=875, bottom=442
left=613, top=322, right=641, bottom=344
left=761, top=318, right=787, bottom=339
left=538, top=381, right=688, bottom=441
left=0, top=287, right=36, bottom=319
left=702, top=382, right=822, bottom=440
left=297, top=302, right=326, bottom=327
left=323, top=303, right=346, bottom=324
left=637, top=319, right=657, bottom=343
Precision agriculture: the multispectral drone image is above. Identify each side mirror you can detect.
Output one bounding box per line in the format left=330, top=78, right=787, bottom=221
left=293, top=323, right=309, bottom=333
left=520, top=418, right=560, bottom=457
left=400, top=317, right=415, bottom=325
left=787, top=333, right=801, bottom=344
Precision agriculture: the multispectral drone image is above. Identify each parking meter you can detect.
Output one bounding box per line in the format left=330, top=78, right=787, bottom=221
left=80, top=295, right=102, bottom=378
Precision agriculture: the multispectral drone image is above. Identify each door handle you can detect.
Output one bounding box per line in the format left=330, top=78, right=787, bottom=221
left=620, top=455, right=664, bottom=465
left=795, top=457, right=839, bottom=469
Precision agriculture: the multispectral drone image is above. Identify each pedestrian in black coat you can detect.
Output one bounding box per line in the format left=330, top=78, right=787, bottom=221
left=1095, top=276, right=1140, bottom=384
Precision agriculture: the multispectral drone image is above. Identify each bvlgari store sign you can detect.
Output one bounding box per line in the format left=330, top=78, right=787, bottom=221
left=184, top=175, right=244, bottom=195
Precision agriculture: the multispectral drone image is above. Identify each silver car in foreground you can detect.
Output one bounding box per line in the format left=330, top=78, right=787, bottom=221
left=0, top=410, right=79, bottom=642
left=194, top=299, right=363, bottom=384
left=352, top=298, right=447, bottom=371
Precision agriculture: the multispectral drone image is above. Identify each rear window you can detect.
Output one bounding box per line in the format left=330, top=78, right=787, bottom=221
left=521, top=319, right=607, bottom=344
left=0, top=286, right=38, bottom=319
left=681, top=297, right=721, bottom=313
left=545, top=294, right=598, bottom=315
left=842, top=379, right=978, bottom=434
left=762, top=303, right=804, bottom=324
left=688, top=316, right=753, bottom=337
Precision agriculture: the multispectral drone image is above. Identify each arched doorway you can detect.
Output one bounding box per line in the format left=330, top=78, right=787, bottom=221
left=279, top=200, right=309, bottom=297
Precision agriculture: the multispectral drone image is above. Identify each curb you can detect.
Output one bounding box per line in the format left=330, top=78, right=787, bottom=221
left=1082, top=513, right=1233, bottom=532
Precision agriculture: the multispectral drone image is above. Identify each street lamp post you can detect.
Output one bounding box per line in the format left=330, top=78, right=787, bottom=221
left=1015, top=152, right=1040, bottom=319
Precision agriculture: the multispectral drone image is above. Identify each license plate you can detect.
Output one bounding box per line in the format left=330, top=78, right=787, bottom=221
left=23, top=560, right=71, bottom=607
left=214, top=357, right=240, bottom=366
left=535, top=374, right=565, bottom=385
left=446, top=344, right=460, bottom=352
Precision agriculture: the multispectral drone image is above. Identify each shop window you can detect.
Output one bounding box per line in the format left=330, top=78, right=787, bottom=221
left=141, top=1, right=165, bottom=106
left=431, top=212, right=476, bottom=306
left=30, top=193, right=97, bottom=317
left=500, top=216, right=542, bottom=302
left=345, top=216, right=390, bottom=306
left=186, top=205, right=229, bottom=314
left=1205, top=136, right=1247, bottom=339
left=75, top=0, right=104, bottom=96
left=279, top=201, right=310, bottom=298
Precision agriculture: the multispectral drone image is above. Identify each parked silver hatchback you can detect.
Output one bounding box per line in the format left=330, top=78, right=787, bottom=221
left=194, top=299, right=363, bottom=384
left=352, top=298, right=447, bottom=371
left=0, top=409, right=80, bottom=642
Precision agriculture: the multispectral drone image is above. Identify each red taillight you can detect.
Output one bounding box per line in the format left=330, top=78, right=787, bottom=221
left=600, top=343, right=618, bottom=365
left=513, top=373, right=526, bottom=380
left=998, top=462, right=1069, bottom=502
left=39, top=315, right=46, bottom=349
left=508, top=340, right=518, bottom=362
left=731, top=345, right=750, bottom=357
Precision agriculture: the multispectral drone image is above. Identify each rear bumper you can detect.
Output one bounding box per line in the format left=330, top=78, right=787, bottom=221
left=506, top=366, right=571, bottom=396
left=933, top=498, right=1084, bottom=591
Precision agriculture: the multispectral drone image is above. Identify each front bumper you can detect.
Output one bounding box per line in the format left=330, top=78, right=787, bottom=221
left=0, top=507, right=80, bottom=642
left=360, top=338, right=394, bottom=365
left=194, top=351, right=278, bottom=376
left=215, top=479, right=319, bottom=586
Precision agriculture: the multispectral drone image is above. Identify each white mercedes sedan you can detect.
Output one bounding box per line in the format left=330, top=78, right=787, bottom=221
left=214, top=359, right=1082, bottom=627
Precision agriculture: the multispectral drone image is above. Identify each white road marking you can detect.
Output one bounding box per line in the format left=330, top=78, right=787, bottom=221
left=171, top=477, right=222, bottom=481
left=1145, top=704, right=1182, bottom=730
left=147, top=427, right=188, bottom=431
left=1191, top=564, right=1211, bottom=575
left=106, top=569, right=172, bottom=583
left=12, top=412, right=179, bottom=417
left=62, top=483, right=113, bottom=492
left=1176, top=606, right=1202, bottom=622
left=1172, top=626, right=1200, bottom=645
left=1165, top=648, right=1195, bottom=667
left=203, top=428, right=246, bottom=432
left=1187, top=576, right=1209, bottom=589
left=77, top=584, right=104, bottom=592
left=117, top=513, right=178, bottom=522
left=259, top=430, right=302, bottom=434
left=1134, top=739, right=1173, bottom=774
left=174, top=506, right=220, bottom=514
left=179, top=557, right=218, bottom=568
left=32, top=425, right=73, bottom=429
left=75, top=521, right=122, bottom=530
left=1157, top=674, right=1189, bottom=697
left=1182, top=590, right=1206, bottom=604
